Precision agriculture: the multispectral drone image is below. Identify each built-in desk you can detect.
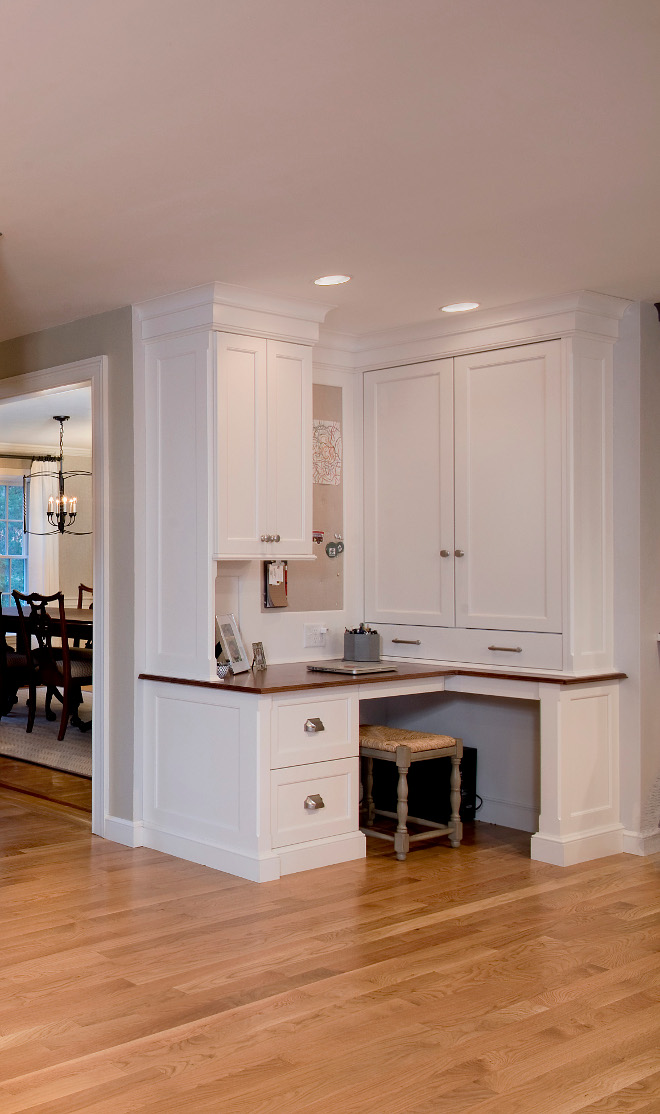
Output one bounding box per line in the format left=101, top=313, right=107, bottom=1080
left=138, top=662, right=625, bottom=881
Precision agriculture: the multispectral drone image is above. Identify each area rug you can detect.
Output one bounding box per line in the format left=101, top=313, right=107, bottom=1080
left=0, top=691, right=92, bottom=777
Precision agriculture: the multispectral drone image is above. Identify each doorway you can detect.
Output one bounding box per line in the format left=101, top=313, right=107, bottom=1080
left=0, top=357, right=107, bottom=833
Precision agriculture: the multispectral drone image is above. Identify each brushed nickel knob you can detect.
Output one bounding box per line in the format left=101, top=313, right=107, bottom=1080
left=454, top=549, right=465, bottom=557
left=440, top=549, right=450, bottom=557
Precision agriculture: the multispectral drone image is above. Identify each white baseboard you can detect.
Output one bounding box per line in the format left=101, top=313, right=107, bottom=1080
left=104, top=816, right=144, bottom=848
left=278, top=831, right=366, bottom=876
left=622, top=828, right=660, bottom=856
left=140, top=825, right=281, bottom=883
left=531, top=824, right=624, bottom=867
left=477, top=795, right=539, bottom=834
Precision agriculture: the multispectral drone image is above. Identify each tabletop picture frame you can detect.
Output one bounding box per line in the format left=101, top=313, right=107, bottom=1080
left=215, top=613, right=250, bottom=674
left=251, top=641, right=267, bottom=671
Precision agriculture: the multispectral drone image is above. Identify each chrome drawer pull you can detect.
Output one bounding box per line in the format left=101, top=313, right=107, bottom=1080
left=304, top=794, right=325, bottom=811
left=392, top=638, right=421, bottom=645
left=304, top=717, right=325, bottom=733
left=488, top=645, right=523, bottom=653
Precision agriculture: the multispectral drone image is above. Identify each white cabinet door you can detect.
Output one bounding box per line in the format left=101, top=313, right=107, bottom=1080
left=265, top=340, right=312, bottom=556
left=216, top=333, right=268, bottom=557
left=454, top=341, right=562, bottom=633
left=364, top=359, right=455, bottom=626
left=216, top=334, right=312, bottom=558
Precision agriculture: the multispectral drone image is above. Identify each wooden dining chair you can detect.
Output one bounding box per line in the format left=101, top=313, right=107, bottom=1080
left=0, top=599, right=30, bottom=719
left=75, top=582, right=93, bottom=648
left=12, top=590, right=93, bottom=741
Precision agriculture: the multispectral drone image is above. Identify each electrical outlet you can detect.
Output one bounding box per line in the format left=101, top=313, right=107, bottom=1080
left=304, top=624, right=327, bottom=648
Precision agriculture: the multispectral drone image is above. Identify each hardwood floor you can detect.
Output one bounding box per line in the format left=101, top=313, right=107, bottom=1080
left=0, top=755, right=92, bottom=814
left=0, top=794, right=658, bottom=1113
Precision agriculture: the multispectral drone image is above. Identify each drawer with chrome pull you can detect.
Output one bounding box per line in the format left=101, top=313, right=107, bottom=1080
left=270, top=758, right=358, bottom=848
left=271, top=694, right=357, bottom=768
left=377, top=624, right=563, bottom=670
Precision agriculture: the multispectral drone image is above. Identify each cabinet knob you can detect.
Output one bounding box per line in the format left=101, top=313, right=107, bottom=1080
left=454, top=549, right=465, bottom=557
left=274, top=534, right=281, bottom=543
left=304, top=793, right=325, bottom=811
left=261, top=535, right=268, bottom=542
left=304, top=717, right=325, bottom=733
left=440, top=549, right=450, bottom=558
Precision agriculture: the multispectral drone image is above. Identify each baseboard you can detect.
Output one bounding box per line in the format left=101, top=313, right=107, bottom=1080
left=103, top=815, right=144, bottom=848
left=477, top=795, right=539, bottom=834
left=622, top=828, right=660, bottom=856
left=531, top=824, right=624, bottom=866
left=140, top=825, right=281, bottom=883
left=278, top=831, right=366, bottom=876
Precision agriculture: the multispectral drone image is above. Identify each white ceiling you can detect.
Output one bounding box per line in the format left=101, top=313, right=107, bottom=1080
left=0, top=0, right=659, bottom=341
left=0, top=387, right=92, bottom=453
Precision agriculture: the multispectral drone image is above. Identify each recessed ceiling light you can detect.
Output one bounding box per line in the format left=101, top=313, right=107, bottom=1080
left=441, top=301, right=480, bottom=313
left=314, top=274, right=352, bottom=286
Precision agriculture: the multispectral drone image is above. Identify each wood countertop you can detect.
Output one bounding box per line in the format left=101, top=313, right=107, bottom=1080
left=138, top=661, right=627, bottom=695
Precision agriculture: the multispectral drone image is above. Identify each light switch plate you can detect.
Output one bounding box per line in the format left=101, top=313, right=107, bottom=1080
left=304, top=624, right=327, bottom=648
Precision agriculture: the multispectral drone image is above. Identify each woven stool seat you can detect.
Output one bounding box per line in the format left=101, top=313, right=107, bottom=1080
left=359, top=723, right=463, bottom=861
left=359, top=724, right=458, bottom=753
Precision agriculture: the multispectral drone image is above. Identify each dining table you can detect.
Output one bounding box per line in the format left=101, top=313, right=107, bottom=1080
left=1, top=606, right=94, bottom=642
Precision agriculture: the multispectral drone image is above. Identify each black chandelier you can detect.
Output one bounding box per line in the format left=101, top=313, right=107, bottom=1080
left=47, top=416, right=78, bottom=532
left=23, top=415, right=92, bottom=537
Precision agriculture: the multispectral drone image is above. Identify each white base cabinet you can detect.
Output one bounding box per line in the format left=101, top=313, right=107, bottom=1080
left=139, top=681, right=364, bottom=883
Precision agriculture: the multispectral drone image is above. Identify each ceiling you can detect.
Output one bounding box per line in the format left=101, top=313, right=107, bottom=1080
left=0, top=387, right=91, bottom=453
left=0, top=0, right=659, bottom=341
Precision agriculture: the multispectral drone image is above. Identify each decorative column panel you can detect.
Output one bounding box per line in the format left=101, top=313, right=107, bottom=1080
left=142, top=331, right=215, bottom=679
left=532, top=681, right=622, bottom=866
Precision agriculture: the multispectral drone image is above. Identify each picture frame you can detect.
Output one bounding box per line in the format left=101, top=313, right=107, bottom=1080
left=251, top=641, right=267, bottom=671
left=215, top=614, right=250, bottom=674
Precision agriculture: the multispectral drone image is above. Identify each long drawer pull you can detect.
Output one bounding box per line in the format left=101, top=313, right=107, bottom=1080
left=304, top=717, right=325, bottom=733
left=488, top=644, right=523, bottom=653
left=392, top=638, right=422, bottom=645
left=304, top=794, right=325, bottom=811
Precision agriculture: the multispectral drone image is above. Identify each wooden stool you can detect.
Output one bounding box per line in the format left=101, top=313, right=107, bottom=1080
left=359, top=724, right=463, bottom=861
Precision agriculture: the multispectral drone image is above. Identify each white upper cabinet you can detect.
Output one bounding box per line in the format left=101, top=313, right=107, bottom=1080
left=215, top=334, right=313, bottom=558
left=453, top=342, right=562, bottom=633
left=364, top=359, right=455, bottom=626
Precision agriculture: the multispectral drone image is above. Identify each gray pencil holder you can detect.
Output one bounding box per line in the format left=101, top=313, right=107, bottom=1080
left=344, top=632, right=381, bottom=661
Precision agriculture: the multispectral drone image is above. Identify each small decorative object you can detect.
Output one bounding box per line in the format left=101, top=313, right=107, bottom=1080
left=252, top=641, right=267, bottom=670
left=216, top=661, right=231, bottom=679
left=215, top=613, right=250, bottom=674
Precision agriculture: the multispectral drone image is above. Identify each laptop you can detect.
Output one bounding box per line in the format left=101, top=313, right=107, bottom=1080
left=307, top=660, right=397, bottom=675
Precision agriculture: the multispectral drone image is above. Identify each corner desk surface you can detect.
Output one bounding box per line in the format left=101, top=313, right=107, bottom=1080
left=139, top=661, right=626, bottom=695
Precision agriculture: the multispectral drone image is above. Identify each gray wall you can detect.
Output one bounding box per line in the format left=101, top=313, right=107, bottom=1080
left=0, top=307, right=134, bottom=820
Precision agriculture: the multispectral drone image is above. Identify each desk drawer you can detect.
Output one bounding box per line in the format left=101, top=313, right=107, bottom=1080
left=379, top=625, right=563, bottom=671
left=271, top=758, right=359, bottom=848
left=271, top=694, right=357, bottom=768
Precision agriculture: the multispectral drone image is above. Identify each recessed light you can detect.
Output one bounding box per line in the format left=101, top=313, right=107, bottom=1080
left=314, top=274, right=352, bottom=286
left=441, top=301, right=480, bottom=313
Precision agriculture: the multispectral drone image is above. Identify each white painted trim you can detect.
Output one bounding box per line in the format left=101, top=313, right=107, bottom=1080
left=476, top=797, right=539, bottom=834
left=0, top=442, right=91, bottom=457
left=0, top=357, right=108, bottom=838
left=278, top=831, right=366, bottom=875
left=141, top=825, right=281, bottom=883
left=104, top=816, right=144, bottom=848
left=136, top=281, right=335, bottom=344
left=317, top=290, right=632, bottom=372
left=622, top=828, right=660, bottom=856
left=531, top=824, right=624, bottom=866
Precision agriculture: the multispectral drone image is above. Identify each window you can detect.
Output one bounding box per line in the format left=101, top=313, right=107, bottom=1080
left=0, top=479, right=28, bottom=608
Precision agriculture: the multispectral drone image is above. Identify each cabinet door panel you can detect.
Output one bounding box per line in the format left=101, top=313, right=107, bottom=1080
left=454, top=342, right=562, bottom=632
left=216, top=334, right=268, bottom=556
left=364, top=360, right=454, bottom=626
left=266, top=341, right=312, bottom=555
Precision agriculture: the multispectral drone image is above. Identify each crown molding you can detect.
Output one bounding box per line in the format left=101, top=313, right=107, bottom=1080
left=316, top=290, right=633, bottom=372
left=136, top=281, right=335, bottom=344
left=0, top=442, right=91, bottom=458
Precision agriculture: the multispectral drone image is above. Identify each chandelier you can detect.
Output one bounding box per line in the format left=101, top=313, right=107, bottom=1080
left=23, top=414, right=91, bottom=537
left=47, top=416, right=79, bottom=532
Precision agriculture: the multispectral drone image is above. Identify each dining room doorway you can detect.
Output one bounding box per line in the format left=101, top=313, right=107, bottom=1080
left=0, top=357, right=107, bottom=832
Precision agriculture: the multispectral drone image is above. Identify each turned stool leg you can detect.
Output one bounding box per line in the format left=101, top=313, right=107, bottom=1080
left=364, top=756, right=375, bottom=826
left=394, top=745, right=411, bottom=861
left=449, top=744, right=463, bottom=848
